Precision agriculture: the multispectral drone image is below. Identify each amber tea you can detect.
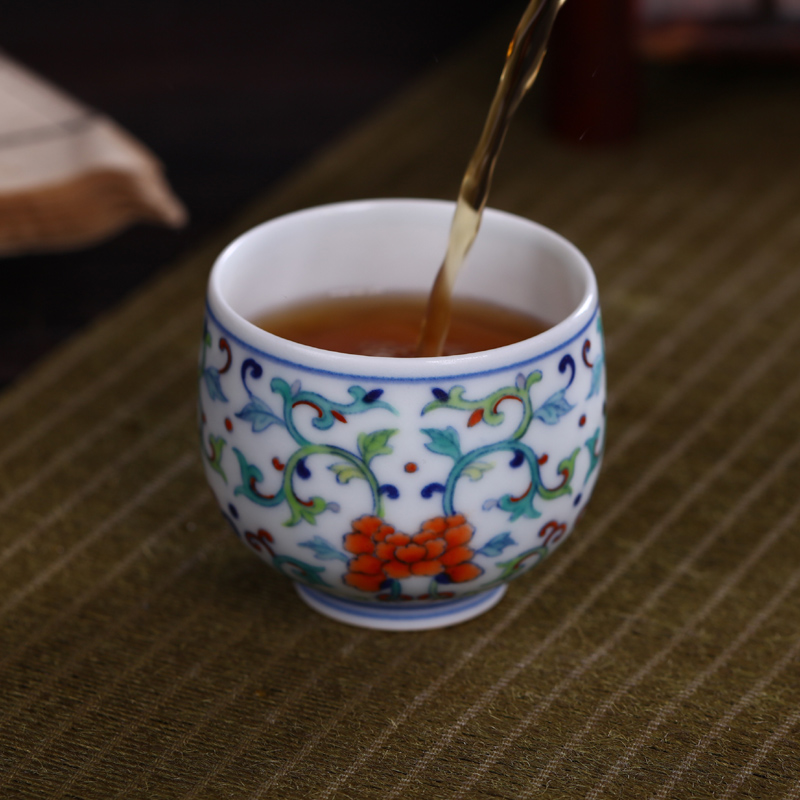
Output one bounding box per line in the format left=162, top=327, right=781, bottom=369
left=254, top=293, right=549, bottom=357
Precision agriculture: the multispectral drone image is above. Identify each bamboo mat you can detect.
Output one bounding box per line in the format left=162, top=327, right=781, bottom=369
left=2, top=26, right=800, bottom=800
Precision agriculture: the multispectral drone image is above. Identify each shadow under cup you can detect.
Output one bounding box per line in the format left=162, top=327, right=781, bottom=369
left=201, top=199, right=605, bottom=631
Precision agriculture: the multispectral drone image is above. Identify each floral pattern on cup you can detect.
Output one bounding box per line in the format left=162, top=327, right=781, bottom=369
left=342, top=513, right=483, bottom=596
left=198, top=307, right=605, bottom=604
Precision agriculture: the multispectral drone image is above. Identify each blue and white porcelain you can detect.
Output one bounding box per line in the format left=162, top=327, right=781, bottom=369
left=199, top=199, right=605, bottom=630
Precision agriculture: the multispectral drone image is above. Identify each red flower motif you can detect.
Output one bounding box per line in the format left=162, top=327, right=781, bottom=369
left=343, top=513, right=483, bottom=593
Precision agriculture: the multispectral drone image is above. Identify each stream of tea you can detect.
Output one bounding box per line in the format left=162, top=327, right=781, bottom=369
left=415, top=0, right=566, bottom=357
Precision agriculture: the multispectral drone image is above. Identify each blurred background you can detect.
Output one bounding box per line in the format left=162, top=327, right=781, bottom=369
left=2, top=0, right=798, bottom=390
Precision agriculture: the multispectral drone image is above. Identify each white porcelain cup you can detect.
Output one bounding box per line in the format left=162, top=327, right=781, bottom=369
left=200, top=199, right=605, bottom=630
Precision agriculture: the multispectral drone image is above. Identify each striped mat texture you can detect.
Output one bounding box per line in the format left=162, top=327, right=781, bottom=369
left=2, top=31, right=800, bottom=800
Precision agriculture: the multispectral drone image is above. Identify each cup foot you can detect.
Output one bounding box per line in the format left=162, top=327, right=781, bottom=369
left=294, top=583, right=507, bottom=631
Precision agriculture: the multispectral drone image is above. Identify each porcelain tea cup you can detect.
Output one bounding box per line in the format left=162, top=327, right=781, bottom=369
left=199, top=199, right=605, bottom=630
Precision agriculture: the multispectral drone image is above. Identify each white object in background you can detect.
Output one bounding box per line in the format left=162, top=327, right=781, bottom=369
left=0, top=52, right=186, bottom=256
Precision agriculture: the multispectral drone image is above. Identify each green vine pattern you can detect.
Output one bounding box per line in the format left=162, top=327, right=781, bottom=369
left=231, top=357, right=399, bottom=527
left=420, top=367, right=579, bottom=522
left=199, top=311, right=605, bottom=601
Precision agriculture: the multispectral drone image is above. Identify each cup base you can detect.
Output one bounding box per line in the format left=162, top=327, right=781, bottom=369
left=294, top=583, right=508, bottom=631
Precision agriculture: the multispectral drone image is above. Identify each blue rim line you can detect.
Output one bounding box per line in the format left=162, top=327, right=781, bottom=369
left=296, top=583, right=505, bottom=621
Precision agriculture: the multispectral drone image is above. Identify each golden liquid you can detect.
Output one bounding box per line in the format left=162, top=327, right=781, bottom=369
left=415, top=0, right=565, bottom=357
left=255, top=293, right=549, bottom=357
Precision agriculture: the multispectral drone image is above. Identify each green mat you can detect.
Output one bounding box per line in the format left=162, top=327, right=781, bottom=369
left=1, top=29, right=799, bottom=799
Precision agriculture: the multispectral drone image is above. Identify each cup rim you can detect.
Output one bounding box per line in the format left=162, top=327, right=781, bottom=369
left=207, top=198, right=599, bottom=381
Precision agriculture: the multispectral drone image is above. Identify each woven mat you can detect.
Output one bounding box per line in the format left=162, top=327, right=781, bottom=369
left=2, top=26, right=800, bottom=799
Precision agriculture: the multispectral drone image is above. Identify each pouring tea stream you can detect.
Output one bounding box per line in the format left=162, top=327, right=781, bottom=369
left=416, top=0, right=567, bottom=357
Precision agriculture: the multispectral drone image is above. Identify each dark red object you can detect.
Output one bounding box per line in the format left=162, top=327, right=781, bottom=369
left=545, top=0, right=639, bottom=144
